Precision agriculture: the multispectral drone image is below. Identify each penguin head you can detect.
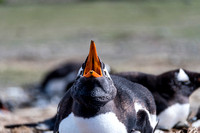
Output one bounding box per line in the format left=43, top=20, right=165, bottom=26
left=173, top=69, right=200, bottom=96
left=158, top=69, right=200, bottom=97
left=70, top=41, right=116, bottom=108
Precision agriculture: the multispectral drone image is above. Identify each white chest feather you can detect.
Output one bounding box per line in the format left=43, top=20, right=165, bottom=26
left=158, top=103, right=190, bottom=130
left=59, top=112, right=127, bottom=133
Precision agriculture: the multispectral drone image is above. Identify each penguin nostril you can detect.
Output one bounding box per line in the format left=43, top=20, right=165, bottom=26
left=90, top=70, right=94, bottom=74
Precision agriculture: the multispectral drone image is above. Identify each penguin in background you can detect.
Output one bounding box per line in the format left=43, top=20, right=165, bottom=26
left=40, top=62, right=82, bottom=98
left=54, top=41, right=158, bottom=133
left=116, top=69, right=200, bottom=130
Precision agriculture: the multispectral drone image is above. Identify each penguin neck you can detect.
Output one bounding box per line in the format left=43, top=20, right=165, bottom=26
left=72, top=100, right=116, bottom=118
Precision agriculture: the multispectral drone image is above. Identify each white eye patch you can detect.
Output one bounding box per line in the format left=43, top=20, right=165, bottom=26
left=103, top=66, right=111, bottom=79
left=105, top=64, right=111, bottom=73
left=77, top=67, right=83, bottom=77
left=177, top=68, right=189, bottom=82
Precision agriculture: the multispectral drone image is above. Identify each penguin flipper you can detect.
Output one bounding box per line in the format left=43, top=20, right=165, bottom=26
left=135, top=110, right=155, bottom=133
left=54, top=90, right=73, bottom=133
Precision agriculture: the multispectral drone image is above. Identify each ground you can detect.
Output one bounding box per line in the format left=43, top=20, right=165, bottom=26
left=1, top=107, right=200, bottom=133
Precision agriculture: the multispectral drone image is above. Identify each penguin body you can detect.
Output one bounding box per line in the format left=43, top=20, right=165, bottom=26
left=55, top=75, right=157, bottom=133
left=116, top=69, right=200, bottom=130
left=5, top=73, right=156, bottom=132
left=54, top=41, right=158, bottom=133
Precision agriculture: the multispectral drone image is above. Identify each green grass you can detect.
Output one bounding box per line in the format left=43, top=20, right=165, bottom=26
left=0, top=1, right=200, bottom=46
left=0, top=65, right=44, bottom=87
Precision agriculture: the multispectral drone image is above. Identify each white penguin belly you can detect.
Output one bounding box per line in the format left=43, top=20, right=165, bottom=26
left=59, top=112, right=127, bottom=133
left=158, top=103, right=190, bottom=130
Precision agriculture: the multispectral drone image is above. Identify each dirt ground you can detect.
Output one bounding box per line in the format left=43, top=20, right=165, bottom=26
left=0, top=106, right=56, bottom=133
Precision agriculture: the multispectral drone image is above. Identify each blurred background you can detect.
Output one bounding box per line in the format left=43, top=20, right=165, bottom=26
left=0, top=0, right=200, bottom=132
left=0, top=0, right=200, bottom=89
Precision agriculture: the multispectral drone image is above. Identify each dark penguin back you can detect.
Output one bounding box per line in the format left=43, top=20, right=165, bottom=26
left=111, top=75, right=156, bottom=115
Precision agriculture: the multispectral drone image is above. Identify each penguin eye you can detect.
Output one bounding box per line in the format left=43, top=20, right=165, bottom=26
left=104, top=70, right=107, bottom=76
left=182, top=80, right=190, bottom=85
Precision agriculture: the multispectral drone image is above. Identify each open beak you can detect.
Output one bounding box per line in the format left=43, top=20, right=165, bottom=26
left=83, top=40, right=103, bottom=78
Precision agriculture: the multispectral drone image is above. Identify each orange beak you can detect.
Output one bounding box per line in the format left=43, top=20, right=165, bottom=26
left=83, top=40, right=103, bottom=78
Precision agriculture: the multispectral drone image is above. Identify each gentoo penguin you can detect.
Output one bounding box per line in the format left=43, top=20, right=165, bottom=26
left=116, top=69, right=200, bottom=130
left=54, top=41, right=158, bottom=133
